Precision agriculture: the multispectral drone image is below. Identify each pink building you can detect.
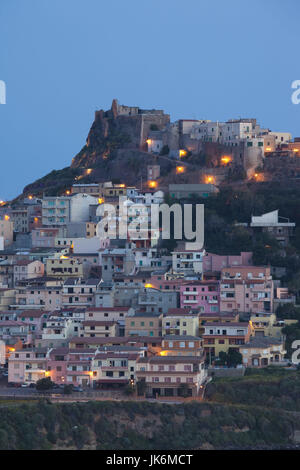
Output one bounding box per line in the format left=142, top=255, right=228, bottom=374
left=203, top=252, right=253, bottom=273
left=180, top=281, right=220, bottom=313
left=15, top=285, right=62, bottom=310
left=8, top=348, right=48, bottom=384
left=13, top=260, right=44, bottom=285
left=46, top=347, right=69, bottom=385
left=8, top=347, right=94, bottom=386
left=148, top=274, right=182, bottom=292
left=31, top=228, right=60, bottom=248
left=47, top=348, right=94, bottom=386
left=220, top=266, right=273, bottom=314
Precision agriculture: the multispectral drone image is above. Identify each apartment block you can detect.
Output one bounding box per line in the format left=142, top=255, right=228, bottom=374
left=220, top=266, right=273, bottom=314
left=136, top=355, right=207, bottom=398
left=241, top=337, right=286, bottom=367
left=125, top=313, right=163, bottom=337
left=180, top=280, right=219, bottom=313
left=162, top=309, right=199, bottom=337
left=203, top=322, right=252, bottom=357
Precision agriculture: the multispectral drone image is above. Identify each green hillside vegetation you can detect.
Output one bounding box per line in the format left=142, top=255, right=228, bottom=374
left=0, top=397, right=299, bottom=450
left=206, top=368, right=300, bottom=411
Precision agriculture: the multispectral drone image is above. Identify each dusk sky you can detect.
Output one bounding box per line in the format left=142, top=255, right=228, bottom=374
left=0, top=0, right=299, bottom=200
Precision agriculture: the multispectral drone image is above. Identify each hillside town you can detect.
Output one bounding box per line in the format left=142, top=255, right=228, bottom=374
left=0, top=100, right=299, bottom=400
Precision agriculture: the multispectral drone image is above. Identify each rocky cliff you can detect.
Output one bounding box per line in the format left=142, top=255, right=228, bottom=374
left=23, top=99, right=172, bottom=196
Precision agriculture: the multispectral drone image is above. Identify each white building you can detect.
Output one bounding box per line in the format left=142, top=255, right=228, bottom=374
left=269, top=132, right=292, bottom=146
left=172, top=248, right=205, bottom=275
left=42, top=193, right=98, bottom=226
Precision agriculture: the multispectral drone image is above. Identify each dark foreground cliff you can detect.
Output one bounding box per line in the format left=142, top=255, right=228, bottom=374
left=0, top=398, right=299, bottom=450
left=2, top=368, right=300, bottom=450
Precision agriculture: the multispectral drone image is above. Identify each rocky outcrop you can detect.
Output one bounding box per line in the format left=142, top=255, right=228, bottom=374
left=71, top=99, right=170, bottom=169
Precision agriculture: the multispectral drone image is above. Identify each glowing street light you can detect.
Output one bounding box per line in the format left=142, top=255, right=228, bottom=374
left=148, top=180, right=157, bottom=189
left=221, top=156, right=232, bottom=165
left=176, top=166, right=185, bottom=174
left=205, top=175, right=215, bottom=184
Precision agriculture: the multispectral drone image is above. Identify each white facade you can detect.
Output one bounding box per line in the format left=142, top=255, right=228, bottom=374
left=72, top=237, right=102, bottom=254
left=204, top=324, right=249, bottom=336
left=269, top=132, right=292, bottom=146
left=147, top=138, right=163, bottom=154
left=42, top=193, right=98, bottom=226
left=70, top=193, right=98, bottom=223
left=172, top=249, right=204, bottom=274
left=251, top=210, right=295, bottom=228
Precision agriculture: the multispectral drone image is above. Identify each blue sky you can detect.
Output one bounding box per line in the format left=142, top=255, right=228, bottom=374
left=0, top=0, right=299, bottom=200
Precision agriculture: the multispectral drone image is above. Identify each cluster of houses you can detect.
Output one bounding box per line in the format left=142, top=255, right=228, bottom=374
left=0, top=179, right=296, bottom=398
left=144, top=113, right=300, bottom=180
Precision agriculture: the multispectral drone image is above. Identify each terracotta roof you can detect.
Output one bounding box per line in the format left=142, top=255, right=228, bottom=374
left=83, top=321, right=117, bottom=326
left=138, top=356, right=204, bottom=364
left=86, top=307, right=130, bottom=312
left=204, top=322, right=249, bottom=327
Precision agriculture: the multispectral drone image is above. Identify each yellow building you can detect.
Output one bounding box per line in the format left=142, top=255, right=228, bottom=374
left=162, top=311, right=199, bottom=337
left=46, top=256, right=83, bottom=279
left=0, top=288, right=16, bottom=310
left=241, top=337, right=286, bottom=367
left=199, top=312, right=239, bottom=335
left=203, top=322, right=253, bottom=357
left=249, top=312, right=288, bottom=338
left=0, top=218, right=14, bottom=247
left=82, top=320, right=119, bottom=338
left=125, top=313, right=163, bottom=337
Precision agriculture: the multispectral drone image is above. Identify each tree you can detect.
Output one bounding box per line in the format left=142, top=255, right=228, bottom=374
left=160, top=145, right=169, bottom=156
left=215, top=350, right=242, bottom=367
left=63, top=384, right=73, bottom=395
left=124, top=384, right=135, bottom=396
left=216, top=351, right=228, bottom=366
left=136, top=379, right=147, bottom=397
left=227, top=349, right=243, bottom=367
left=36, top=377, right=55, bottom=391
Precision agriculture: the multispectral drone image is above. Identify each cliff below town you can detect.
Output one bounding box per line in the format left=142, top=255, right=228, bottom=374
left=2, top=368, right=300, bottom=450
left=0, top=394, right=299, bottom=450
